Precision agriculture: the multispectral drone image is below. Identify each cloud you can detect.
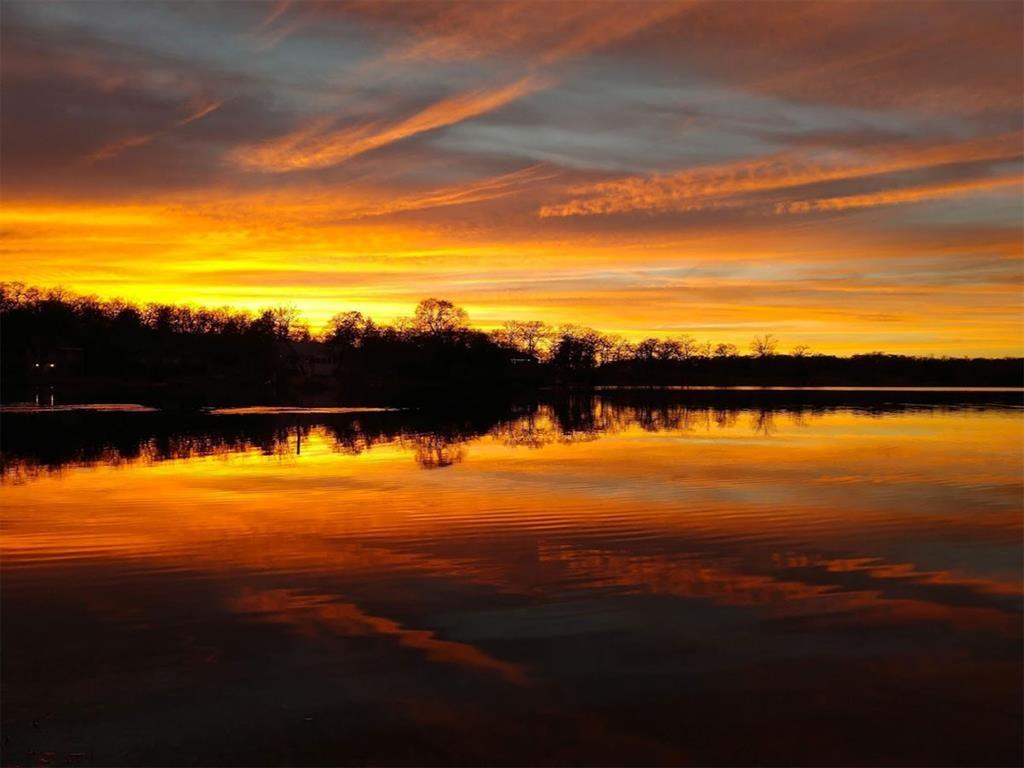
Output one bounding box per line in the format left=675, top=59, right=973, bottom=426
left=230, top=2, right=683, bottom=172
left=86, top=98, right=223, bottom=163
left=86, top=133, right=159, bottom=163
left=332, top=164, right=558, bottom=219
left=230, top=588, right=527, bottom=684
left=156, top=163, right=557, bottom=223
left=256, top=0, right=294, bottom=31
left=328, top=1, right=682, bottom=67
left=176, top=99, right=223, bottom=127
left=641, top=1, right=1023, bottom=119
left=539, top=132, right=1024, bottom=217
left=776, top=175, right=1023, bottom=215
left=230, top=74, right=550, bottom=171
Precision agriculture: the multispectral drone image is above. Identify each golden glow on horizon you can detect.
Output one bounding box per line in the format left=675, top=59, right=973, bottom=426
left=3, top=192, right=1020, bottom=353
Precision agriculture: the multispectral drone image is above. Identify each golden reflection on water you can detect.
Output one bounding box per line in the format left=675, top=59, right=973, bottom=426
left=2, top=402, right=1022, bottom=765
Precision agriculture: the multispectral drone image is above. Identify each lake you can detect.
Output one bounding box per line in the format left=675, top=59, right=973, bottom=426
left=2, top=392, right=1022, bottom=766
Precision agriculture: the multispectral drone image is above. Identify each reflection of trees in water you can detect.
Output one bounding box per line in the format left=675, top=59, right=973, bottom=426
left=516, top=398, right=815, bottom=442
left=0, top=404, right=856, bottom=481
left=490, top=412, right=560, bottom=449
left=3, top=395, right=1006, bottom=478
left=321, top=419, right=400, bottom=456
left=750, top=409, right=776, bottom=436
left=1, top=411, right=493, bottom=477
left=715, top=409, right=739, bottom=429
left=788, top=409, right=816, bottom=429
left=403, top=433, right=467, bottom=469
left=484, top=399, right=828, bottom=448
left=1, top=415, right=410, bottom=480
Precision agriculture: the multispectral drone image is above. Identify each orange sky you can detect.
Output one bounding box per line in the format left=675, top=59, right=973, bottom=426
left=2, top=1, right=1022, bottom=354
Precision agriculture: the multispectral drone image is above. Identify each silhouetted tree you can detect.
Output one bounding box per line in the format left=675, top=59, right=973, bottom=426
left=493, top=320, right=551, bottom=359
left=714, top=343, right=738, bottom=358
left=326, top=311, right=374, bottom=349
left=751, top=334, right=779, bottom=358
left=551, top=326, right=601, bottom=374
left=635, top=338, right=660, bottom=362
left=412, top=298, right=468, bottom=336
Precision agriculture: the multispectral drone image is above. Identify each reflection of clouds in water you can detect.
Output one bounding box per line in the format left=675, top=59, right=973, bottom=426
left=230, top=588, right=528, bottom=684
left=537, top=543, right=1021, bottom=635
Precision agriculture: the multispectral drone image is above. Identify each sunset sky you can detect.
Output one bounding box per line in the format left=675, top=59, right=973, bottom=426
left=2, top=0, right=1022, bottom=354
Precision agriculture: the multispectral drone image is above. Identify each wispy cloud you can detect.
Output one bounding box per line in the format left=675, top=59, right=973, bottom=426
left=181, top=164, right=557, bottom=222
left=86, top=98, right=223, bottom=163
left=664, top=1, right=1023, bottom=115
left=256, top=0, right=293, bottom=31
left=231, top=2, right=683, bottom=172
left=776, top=175, right=1023, bottom=215
left=539, top=132, right=1024, bottom=218
left=335, top=164, right=558, bottom=219
left=230, top=74, right=549, bottom=171
left=175, top=99, right=222, bottom=127
left=338, top=1, right=682, bottom=68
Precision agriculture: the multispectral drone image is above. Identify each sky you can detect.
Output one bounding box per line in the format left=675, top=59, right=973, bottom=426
left=1, top=0, right=1022, bottom=354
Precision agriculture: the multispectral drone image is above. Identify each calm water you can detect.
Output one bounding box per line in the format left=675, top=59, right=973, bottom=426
left=2, top=394, right=1022, bottom=766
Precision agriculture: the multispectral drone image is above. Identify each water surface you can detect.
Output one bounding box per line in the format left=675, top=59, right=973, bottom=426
left=2, top=395, right=1022, bottom=766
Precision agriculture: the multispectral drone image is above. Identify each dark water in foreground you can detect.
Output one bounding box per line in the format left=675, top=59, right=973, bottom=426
left=2, top=394, right=1022, bottom=766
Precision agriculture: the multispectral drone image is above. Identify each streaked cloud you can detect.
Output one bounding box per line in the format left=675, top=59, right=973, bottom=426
left=230, top=74, right=550, bottom=171
left=230, top=1, right=682, bottom=171
left=777, top=175, right=1023, bottom=216
left=540, top=132, right=1024, bottom=217
left=87, top=98, right=223, bottom=162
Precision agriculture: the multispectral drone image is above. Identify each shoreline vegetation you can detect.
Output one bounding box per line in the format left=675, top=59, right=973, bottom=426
left=3, top=283, right=1021, bottom=407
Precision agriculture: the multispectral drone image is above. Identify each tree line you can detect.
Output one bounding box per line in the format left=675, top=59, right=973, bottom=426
left=2, top=283, right=1020, bottom=404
